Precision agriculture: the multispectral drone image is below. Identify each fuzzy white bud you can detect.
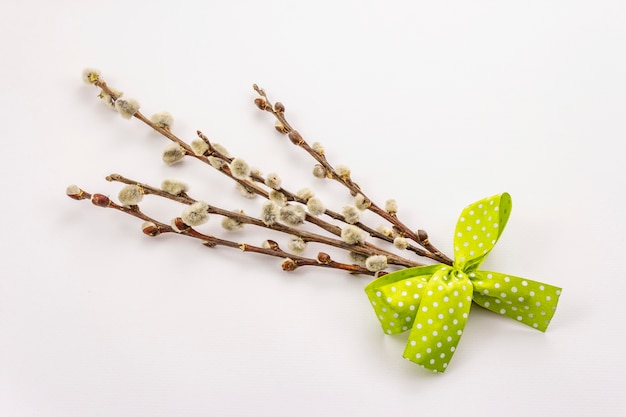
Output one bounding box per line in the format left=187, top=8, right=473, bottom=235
left=312, top=142, right=324, bottom=155
left=287, top=236, right=307, bottom=254
left=341, top=205, right=361, bottom=224
left=261, top=201, right=280, bottom=225
left=306, top=197, right=325, bottom=216
left=393, top=236, right=409, bottom=250
left=162, top=143, right=185, bottom=165
left=221, top=216, right=243, bottom=231
left=230, top=158, right=251, bottom=179
left=341, top=225, right=365, bottom=245
left=312, top=164, right=327, bottom=179
left=161, top=179, right=188, bottom=195
left=114, top=97, right=140, bottom=119
left=236, top=183, right=257, bottom=199
left=82, top=68, right=101, bottom=84
left=365, top=255, right=388, bottom=272
left=98, top=88, right=122, bottom=109
left=349, top=252, right=368, bottom=267
left=279, top=205, right=306, bottom=226
left=264, top=173, right=282, bottom=190
left=181, top=201, right=209, bottom=226
left=269, top=190, right=287, bottom=206
left=213, top=143, right=230, bottom=157
left=385, top=199, right=398, bottom=214
left=118, top=185, right=143, bottom=206
left=208, top=143, right=230, bottom=169
left=191, top=139, right=209, bottom=156
left=376, top=225, right=394, bottom=237
left=336, top=165, right=351, bottom=178
left=65, top=184, right=81, bottom=196
left=296, top=188, right=314, bottom=201
left=208, top=156, right=227, bottom=169
left=150, top=112, right=173, bottom=129
left=354, top=194, right=371, bottom=210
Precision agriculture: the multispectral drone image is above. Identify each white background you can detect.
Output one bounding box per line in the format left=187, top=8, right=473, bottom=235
left=1, top=0, right=625, bottom=416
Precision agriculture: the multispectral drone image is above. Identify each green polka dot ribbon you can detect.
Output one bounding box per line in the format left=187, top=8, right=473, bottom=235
left=364, top=193, right=561, bottom=372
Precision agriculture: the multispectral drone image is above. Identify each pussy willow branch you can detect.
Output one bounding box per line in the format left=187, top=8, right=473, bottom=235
left=68, top=188, right=374, bottom=275
left=253, top=85, right=454, bottom=266
left=105, top=174, right=421, bottom=269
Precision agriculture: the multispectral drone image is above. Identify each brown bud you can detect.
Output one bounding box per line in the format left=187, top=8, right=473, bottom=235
left=265, top=239, right=280, bottom=250
left=274, top=122, right=288, bottom=134
left=288, top=130, right=304, bottom=145
left=91, top=194, right=111, bottom=207
left=274, top=102, right=285, bottom=113
left=417, top=229, right=430, bottom=245
left=173, top=217, right=190, bottom=231
left=281, top=258, right=298, bottom=271
left=254, top=97, right=268, bottom=111
left=142, top=223, right=161, bottom=237
left=317, top=252, right=332, bottom=264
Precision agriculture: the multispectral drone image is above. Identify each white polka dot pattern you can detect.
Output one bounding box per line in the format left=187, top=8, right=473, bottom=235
left=472, top=271, right=561, bottom=331
left=365, top=265, right=442, bottom=335
left=364, top=193, right=562, bottom=373
left=453, top=193, right=511, bottom=271
left=403, top=267, right=472, bottom=373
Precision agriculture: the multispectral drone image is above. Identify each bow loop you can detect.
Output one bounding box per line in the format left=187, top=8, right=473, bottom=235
left=453, top=193, right=512, bottom=271
left=364, top=265, right=441, bottom=335
left=471, top=271, right=561, bottom=331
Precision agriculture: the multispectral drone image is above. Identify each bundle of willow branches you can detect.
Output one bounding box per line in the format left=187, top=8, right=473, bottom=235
left=68, top=69, right=454, bottom=276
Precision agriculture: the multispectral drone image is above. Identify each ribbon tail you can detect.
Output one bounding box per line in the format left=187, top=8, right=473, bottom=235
left=403, top=268, right=473, bottom=372
left=471, top=270, right=562, bottom=331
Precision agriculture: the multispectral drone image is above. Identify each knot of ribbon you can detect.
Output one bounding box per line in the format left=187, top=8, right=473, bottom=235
left=365, top=193, right=561, bottom=372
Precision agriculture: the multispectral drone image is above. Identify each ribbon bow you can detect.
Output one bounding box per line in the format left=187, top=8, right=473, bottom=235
left=365, top=193, right=561, bottom=372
